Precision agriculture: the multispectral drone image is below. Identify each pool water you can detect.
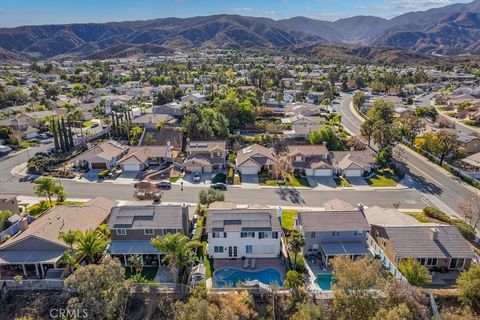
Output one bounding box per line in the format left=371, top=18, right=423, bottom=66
left=213, top=267, right=283, bottom=287
left=316, top=273, right=335, bottom=291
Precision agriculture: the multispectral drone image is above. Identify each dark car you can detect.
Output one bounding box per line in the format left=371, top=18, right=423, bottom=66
left=156, top=180, right=172, bottom=189
left=210, top=182, right=227, bottom=190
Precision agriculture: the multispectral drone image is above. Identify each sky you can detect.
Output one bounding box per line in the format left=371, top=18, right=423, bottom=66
left=0, top=0, right=473, bottom=28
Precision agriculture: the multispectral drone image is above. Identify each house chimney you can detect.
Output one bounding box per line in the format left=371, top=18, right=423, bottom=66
left=167, top=141, right=171, bottom=147
left=357, top=203, right=367, bottom=212
left=322, top=141, right=327, bottom=146
left=429, top=227, right=439, bottom=241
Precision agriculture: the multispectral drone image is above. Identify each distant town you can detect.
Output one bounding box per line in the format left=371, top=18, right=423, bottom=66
left=0, top=50, right=479, bottom=319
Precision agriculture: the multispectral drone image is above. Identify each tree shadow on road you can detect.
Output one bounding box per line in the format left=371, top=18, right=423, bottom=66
left=274, top=186, right=306, bottom=205
left=401, top=164, right=443, bottom=196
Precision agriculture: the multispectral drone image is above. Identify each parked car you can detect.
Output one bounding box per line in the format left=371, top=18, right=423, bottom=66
left=211, top=182, right=227, bottom=190
left=134, top=180, right=152, bottom=189
left=156, top=180, right=172, bottom=189
left=193, top=172, right=201, bottom=182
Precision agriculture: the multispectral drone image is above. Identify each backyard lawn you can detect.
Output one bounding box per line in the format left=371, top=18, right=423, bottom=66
left=365, top=169, right=401, bottom=187
left=282, top=209, right=298, bottom=230
left=125, top=266, right=158, bottom=280
left=334, top=177, right=352, bottom=187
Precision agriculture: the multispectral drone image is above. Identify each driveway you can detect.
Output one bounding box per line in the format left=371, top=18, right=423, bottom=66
left=182, top=173, right=212, bottom=186
left=79, top=169, right=101, bottom=182
left=116, top=171, right=139, bottom=184
left=348, top=177, right=369, bottom=187
left=241, top=174, right=259, bottom=186
left=307, top=176, right=337, bottom=189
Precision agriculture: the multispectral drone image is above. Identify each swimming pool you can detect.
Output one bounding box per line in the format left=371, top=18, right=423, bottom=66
left=316, top=273, right=335, bottom=291
left=213, top=267, right=283, bottom=287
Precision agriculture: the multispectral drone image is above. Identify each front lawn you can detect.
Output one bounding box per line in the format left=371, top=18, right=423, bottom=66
left=334, top=177, right=352, bottom=187
left=125, top=266, right=158, bottom=281
left=169, top=176, right=180, bottom=183
left=282, top=209, right=298, bottom=230
left=402, top=211, right=431, bottom=223
left=365, top=169, right=401, bottom=187
left=258, top=173, right=310, bottom=187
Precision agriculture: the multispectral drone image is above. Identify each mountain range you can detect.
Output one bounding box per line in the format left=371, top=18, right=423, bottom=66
left=0, top=0, right=480, bottom=62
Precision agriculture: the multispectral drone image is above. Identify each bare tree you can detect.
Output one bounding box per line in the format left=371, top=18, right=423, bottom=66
left=272, top=154, right=293, bottom=181
left=459, top=191, right=480, bottom=231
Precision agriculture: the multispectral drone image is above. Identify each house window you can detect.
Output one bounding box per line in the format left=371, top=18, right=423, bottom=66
left=272, top=232, right=279, bottom=239
left=144, top=229, right=154, bottom=236
left=331, top=231, right=340, bottom=237
left=417, top=258, right=426, bottom=265
left=116, top=229, right=127, bottom=236
left=216, top=152, right=221, bottom=157
left=295, top=156, right=303, bottom=161
left=426, top=258, right=438, bottom=266
left=214, top=246, right=224, bottom=253
left=163, top=229, right=177, bottom=235
left=246, top=245, right=253, bottom=254
left=241, top=232, right=255, bottom=238
left=354, top=230, right=362, bottom=236
left=311, top=232, right=316, bottom=238
left=212, top=232, right=225, bottom=238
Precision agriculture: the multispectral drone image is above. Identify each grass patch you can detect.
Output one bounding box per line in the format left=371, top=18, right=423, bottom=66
left=365, top=169, right=400, bottom=187
left=169, top=176, right=180, bottom=183
left=82, top=120, right=95, bottom=128
left=259, top=173, right=310, bottom=187
left=403, top=211, right=432, bottom=223
left=27, top=200, right=86, bottom=218
left=282, top=209, right=298, bottom=230
left=125, top=266, right=158, bottom=280
left=334, top=177, right=352, bottom=187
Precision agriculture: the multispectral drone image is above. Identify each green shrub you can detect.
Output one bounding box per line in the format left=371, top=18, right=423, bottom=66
left=452, top=220, right=476, bottom=241
left=422, top=207, right=451, bottom=223
left=227, top=167, right=234, bottom=184
left=97, top=169, right=110, bottom=179
left=289, top=251, right=305, bottom=272
left=212, top=172, right=226, bottom=184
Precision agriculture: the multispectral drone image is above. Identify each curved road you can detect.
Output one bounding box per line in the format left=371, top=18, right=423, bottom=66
left=336, top=94, right=476, bottom=216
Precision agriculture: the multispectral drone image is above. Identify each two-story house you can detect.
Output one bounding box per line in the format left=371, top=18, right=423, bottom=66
left=107, top=204, right=190, bottom=267
left=296, top=203, right=369, bottom=266
left=184, top=140, right=227, bottom=173
left=287, top=144, right=332, bottom=176
left=206, top=207, right=282, bottom=259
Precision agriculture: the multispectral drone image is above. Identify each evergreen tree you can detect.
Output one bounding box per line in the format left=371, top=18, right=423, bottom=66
left=57, top=118, right=66, bottom=152
left=61, top=117, right=70, bottom=151
left=115, top=113, right=120, bottom=136
left=52, top=118, right=60, bottom=151
left=67, top=121, right=74, bottom=148
left=110, top=113, right=116, bottom=137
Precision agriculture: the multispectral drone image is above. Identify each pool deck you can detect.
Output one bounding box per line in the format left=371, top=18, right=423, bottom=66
left=213, top=258, right=286, bottom=278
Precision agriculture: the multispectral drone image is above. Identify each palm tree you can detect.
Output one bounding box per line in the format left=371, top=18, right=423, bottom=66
left=76, top=229, right=107, bottom=264
left=60, top=250, right=77, bottom=274
left=288, top=230, right=305, bottom=271
left=128, top=254, right=143, bottom=275
left=34, top=177, right=60, bottom=204
left=58, top=230, right=80, bottom=251
left=151, top=232, right=201, bottom=283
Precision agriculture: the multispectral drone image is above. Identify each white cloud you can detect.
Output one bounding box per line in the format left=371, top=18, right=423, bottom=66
left=354, top=0, right=470, bottom=12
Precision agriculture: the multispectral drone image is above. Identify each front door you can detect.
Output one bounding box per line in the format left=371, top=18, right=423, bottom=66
left=228, top=246, right=238, bottom=258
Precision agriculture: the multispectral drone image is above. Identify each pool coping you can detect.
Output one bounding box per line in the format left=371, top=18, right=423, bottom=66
left=212, top=266, right=285, bottom=288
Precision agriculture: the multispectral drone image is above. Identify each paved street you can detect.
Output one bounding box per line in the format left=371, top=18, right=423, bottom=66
left=0, top=143, right=427, bottom=210
left=335, top=94, right=477, bottom=216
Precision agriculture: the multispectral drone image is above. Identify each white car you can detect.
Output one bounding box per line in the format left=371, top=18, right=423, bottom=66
left=193, top=172, right=201, bottom=182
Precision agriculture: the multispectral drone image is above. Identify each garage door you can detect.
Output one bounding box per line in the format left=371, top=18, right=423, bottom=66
left=188, top=166, right=203, bottom=173
left=122, top=164, right=142, bottom=171
left=240, top=166, right=259, bottom=175
left=91, top=162, right=107, bottom=169
left=314, top=169, right=332, bottom=176
left=305, top=169, right=314, bottom=176
left=345, top=169, right=362, bottom=177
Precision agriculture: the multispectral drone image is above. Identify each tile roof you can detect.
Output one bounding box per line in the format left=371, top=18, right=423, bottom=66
left=382, top=226, right=475, bottom=259
left=0, top=197, right=117, bottom=250
left=75, top=140, right=127, bottom=162
left=287, top=145, right=329, bottom=157
left=236, top=144, right=277, bottom=167
left=186, top=140, right=227, bottom=153
left=331, top=151, right=375, bottom=170
left=118, top=146, right=171, bottom=165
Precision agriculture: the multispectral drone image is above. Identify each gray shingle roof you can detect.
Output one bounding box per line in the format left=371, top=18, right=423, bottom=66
left=107, top=205, right=187, bottom=229
left=383, top=225, right=475, bottom=259
left=206, top=209, right=282, bottom=233
left=298, top=210, right=369, bottom=232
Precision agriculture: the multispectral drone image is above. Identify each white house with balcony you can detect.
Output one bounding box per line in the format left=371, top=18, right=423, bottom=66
left=206, top=206, right=282, bottom=259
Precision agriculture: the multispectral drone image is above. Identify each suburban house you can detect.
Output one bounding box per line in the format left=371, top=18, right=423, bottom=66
left=285, top=103, right=319, bottom=117
left=153, top=102, right=184, bottom=117
left=284, top=123, right=322, bottom=140
left=0, top=194, right=20, bottom=215
left=118, top=145, right=173, bottom=172
left=74, top=140, right=128, bottom=170
left=287, top=145, right=332, bottom=176
left=107, top=204, right=190, bottom=267
left=184, top=140, right=227, bottom=173
left=370, top=225, right=475, bottom=271
left=330, top=150, right=376, bottom=177
left=235, top=144, right=277, bottom=175
left=296, top=203, right=370, bottom=266
left=461, top=151, right=480, bottom=173
left=180, top=93, right=206, bottom=105
left=206, top=207, right=282, bottom=259
left=0, top=197, right=117, bottom=279
left=457, top=133, right=480, bottom=154
left=131, top=113, right=177, bottom=129
left=306, top=92, right=325, bottom=104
